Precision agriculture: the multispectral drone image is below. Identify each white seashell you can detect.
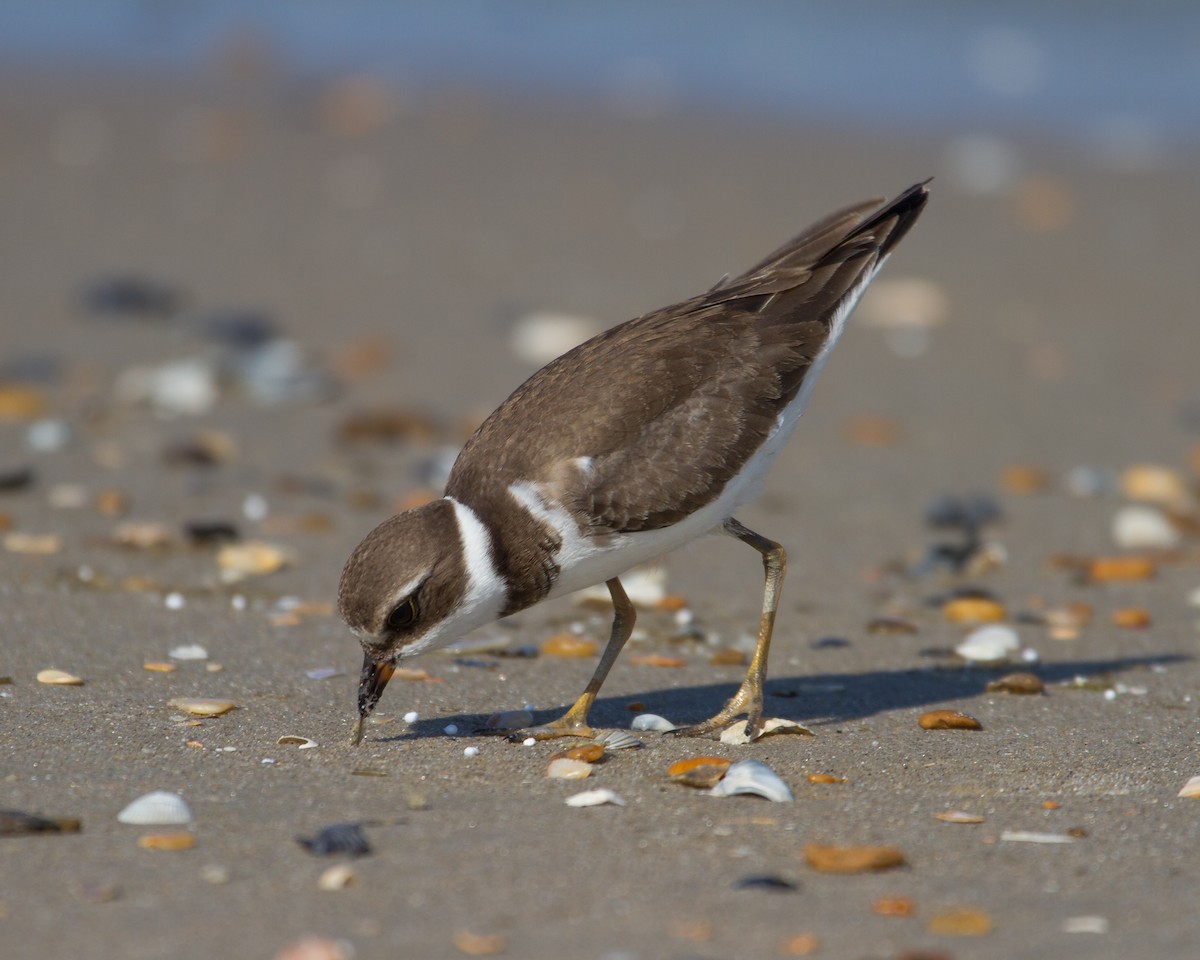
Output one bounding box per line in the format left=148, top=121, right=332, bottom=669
left=1062, top=916, right=1109, bottom=935
left=999, top=830, right=1076, bottom=844
left=510, top=311, right=603, bottom=366
left=36, top=668, right=84, bottom=685
left=546, top=758, right=592, bottom=780
left=576, top=565, right=666, bottom=609
left=955, top=624, right=1020, bottom=664
left=592, top=730, right=644, bottom=751
left=631, top=713, right=677, bottom=732
left=719, top=717, right=815, bottom=745
left=1177, top=775, right=1200, bottom=798
left=277, top=736, right=318, bottom=749
left=708, top=759, right=793, bottom=802
left=317, top=864, right=357, bottom=891
left=169, top=643, right=208, bottom=661
left=306, top=667, right=341, bottom=680
left=564, top=788, right=625, bottom=807
left=117, top=790, right=193, bottom=825
left=1111, top=504, right=1179, bottom=550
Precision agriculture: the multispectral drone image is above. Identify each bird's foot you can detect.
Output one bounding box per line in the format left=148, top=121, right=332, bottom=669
left=505, top=716, right=595, bottom=742
left=671, top=683, right=764, bottom=740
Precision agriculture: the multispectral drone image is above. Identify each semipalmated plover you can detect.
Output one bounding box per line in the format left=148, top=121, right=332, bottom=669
left=341, top=182, right=929, bottom=744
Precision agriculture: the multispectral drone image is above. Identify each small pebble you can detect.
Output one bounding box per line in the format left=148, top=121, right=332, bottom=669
left=463, top=746, right=480, bottom=758
left=164, top=592, right=186, bottom=610
left=918, top=709, right=982, bottom=730
left=403, top=711, right=420, bottom=723
left=444, top=724, right=459, bottom=735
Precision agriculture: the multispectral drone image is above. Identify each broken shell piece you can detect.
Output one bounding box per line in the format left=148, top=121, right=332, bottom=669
left=935, top=810, right=986, bottom=824
left=1177, top=775, right=1200, bottom=798
left=550, top=744, right=605, bottom=763
left=317, top=864, right=357, bottom=891
left=168, top=697, right=237, bottom=717
left=277, top=736, right=318, bottom=749
left=629, top=653, right=687, bottom=667
left=806, top=773, right=847, bottom=785
left=927, top=905, right=993, bottom=936
left=668, top=756, right=732, bottom=789
left=576, top=565, right=665, bottom=608
left=143, top=661, right=176, bottom=673
left=1111, top=607, right=1151, bottom=629
left=592, top=729, right=643, bottom=750
left=1088, top=555, right=1156, bottom=582
left=631, top=713, right=677, bottom=733
left=985, top=672, right=1045, bottom=694
left=955, top=624, right=1020, bottom=664
left=485, top=709, right=534, bottom=732
left=37, top=668, right=84, bottom=685
left=720, top=717, right=815, bottom=745
left=216, top=541, right=292, bottom=580
left=5, top=532, right=63, bottom=554
left=803, top=842, right=905, bottom=874
left=919, top=710, right=982, bottom=730
left=117, top=790, right=193, bottom=826
left=1120, top=464, right=1190, bottom=508
left=137, top=831, right=195, bottom=851
left=942, top=597, right=1007, bottom=624
left=709, top=759, right=793, bottom=802
left=564, top=788, right=624, bottom=807
left=1000, top=830, right=1076, bottom=844
left=540, top=633, right=598, bottom=657
left=546, top=758, right=592, bottom=780
left=169, top=643, right=208, bottom=660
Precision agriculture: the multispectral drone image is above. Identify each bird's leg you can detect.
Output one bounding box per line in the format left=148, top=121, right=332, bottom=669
left=514, top=577, right=636, bottom=741
left=675, top=517, right=786, bottom=739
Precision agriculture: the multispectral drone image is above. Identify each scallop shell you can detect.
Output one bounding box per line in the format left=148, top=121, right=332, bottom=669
left=117, top=790, right=193, bottom=825
left=564, top=788, right=625, bottom=807
left=631, top=713, right=677, bottom=732
left=592, top=729, right=643, bottom=750
left=708, top=759, right=794, bottom=802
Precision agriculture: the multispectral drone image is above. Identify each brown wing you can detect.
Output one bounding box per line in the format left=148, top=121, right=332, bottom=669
left=447, top=182, right=929, bottom=533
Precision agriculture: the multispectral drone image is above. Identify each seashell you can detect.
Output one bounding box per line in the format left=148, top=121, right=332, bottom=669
left=168, top=697, right=237, bottom=717
left=1111, top=607, right=1151, bottom=629
left=668, top=756, right=731, bottom=789
left=546, top=758, right=592, bottom=780
left=985, top=672, right=1044, bottom=694
left=629, top=653, right=686, bottom=668
left=118, top=790, right=193, bottom=825
left=873, top=897, right=915, bottom=917
left=709, top=648, right=747, bottom=666
left=1062, top=916, right=1110, bottom=935
left=4, top=532, right=62, bottom=554
left=806, top=773, right=847, bottom=784
left=510, top=310, right=602, bottom=366
left=631, top=713, right=677, bottom=732
left=37, top=668, right=84, bottom=685
left=592, top=729, right=643, bottom=751
left=1000, top=830, right=1076, bottom=844
left=803, top=842, right=905, bottom=874
left=576, top=565, right=665, bottom=609
left=540, top=633, right=598, bottom=657
left=720, top=717, right=814, bottom=745
left=317, top=864, right=357, bottom=891
left=1120, top=464, right=1190, bottom=508
left=918, top=709, right=982, bottom=730
left=143, top=661, right=176, bottom=673
left=564, top=788, right=625, bottom=807
left=1088, top=555, right=1156, bottom=582
left=112, top=521, right=173, bottom=549
left=708, top=759, right=793, bottom=802
left=200, top=865, right=230, bottom=884
left=1177, top=775, right=1200, bottom=798
left=169, top=643, right=208, bottom=660
left=484, top=709, right=534, bottom=732
left=216, top=541, right=293, bottom=580
left=550, top=744, right=605, bottom=763
left=927, top=906, right=992, bottom=936
left=273, top=936, right=354, bottom=960
left=943, top=597, right=1007, bottom=624
left=297, top=822, right=371, bottom=857
left=137, top=831, right=195, bottom=851
left=955, top=624, right=1020, bottom=663
left=1000, top=463, right=1051, bottom=494
left=277, top=736, right=318, bottom=749
left=452, top=930, right=508, bottom=956
left=1112, top=504, right=1180, bottom=549
left=935, top=810, right=986, bottom=824
left=306, top=667, right=342, bottom=681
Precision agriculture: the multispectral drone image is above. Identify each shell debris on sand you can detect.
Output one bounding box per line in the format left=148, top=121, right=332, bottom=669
left=592, top=730, right=643, bottom=751
left=935, top=810, right=987, bottom=824
left=168, top=697, right=237, bottom=717
left=546, top=758, right=592, bottom=780
left=631, top=713, right=677, bottom=732
left=720, top=717, right=814, bottom=744
left=550, top=744, right=605, bottom=763
left=955, top=624, right=1020, bottom=664
left=216, top=540, right=293, bottom=580
left=985, top=672, right=1045, bottom=694
left=117, top=790, right=193, bottom=826
left=1112, top=504, right=1180, bottom=549
left=668, top=756, right=732, bottom=789
left=708, top=759, right=793, bottom=802
left=277, top=736, right=318, bottom=749
left=1176, top=775, right=1200, bottom=798
left=317, top=864, right=357, bottom=891
left=137, top=831, right=196, bottom=851
left=928, top=905, right=993, bottom=936
left=919, top=710, right=982, bottom=730
left=564, top=788, right=625, bottom=807
left=37, top=668, right=84, bottom=685
left=803, top=843, right=906, bottom=874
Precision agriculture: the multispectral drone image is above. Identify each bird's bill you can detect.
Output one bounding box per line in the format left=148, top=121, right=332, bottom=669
left=351, top=653, right=396, bottom=746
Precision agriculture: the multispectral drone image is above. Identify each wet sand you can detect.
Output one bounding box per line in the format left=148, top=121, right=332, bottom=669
left=2, top=71, right=1199, bottom=959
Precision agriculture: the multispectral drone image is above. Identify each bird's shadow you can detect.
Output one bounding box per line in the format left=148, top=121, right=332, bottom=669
left=389, top=652, right=1189, bottom=741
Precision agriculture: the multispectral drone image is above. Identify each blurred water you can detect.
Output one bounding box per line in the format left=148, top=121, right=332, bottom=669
left=2, top=0, right=1198, bottom=152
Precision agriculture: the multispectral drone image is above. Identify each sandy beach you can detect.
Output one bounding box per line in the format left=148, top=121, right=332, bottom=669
left=2, top=66, right=1199, bottom=960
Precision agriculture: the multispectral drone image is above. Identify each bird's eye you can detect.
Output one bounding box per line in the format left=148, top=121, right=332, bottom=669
left=386, top=596, right=419, bottom=631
